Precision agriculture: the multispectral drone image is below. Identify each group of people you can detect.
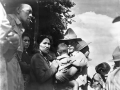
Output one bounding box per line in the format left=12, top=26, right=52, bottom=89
left=0, top=2, right=33, bottom=90
left=0, top=2, right=90, bottom=90
left=1, top=1, right=120, bottom=90
left=26, top=28, right=90, bottom=90
left=88, top=44, right=120, bottom=90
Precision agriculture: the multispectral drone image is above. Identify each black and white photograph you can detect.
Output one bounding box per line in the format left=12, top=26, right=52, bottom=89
left=0, top=0, right=120, bottom=90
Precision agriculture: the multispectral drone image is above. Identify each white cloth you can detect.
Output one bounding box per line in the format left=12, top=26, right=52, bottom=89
left=0, top=3, right=24, bottom=90
left=71, top=51, right=88, bottom=86
left=0, top=3, right=11, bottom=90
left=0, top=3, right=11, bottom=38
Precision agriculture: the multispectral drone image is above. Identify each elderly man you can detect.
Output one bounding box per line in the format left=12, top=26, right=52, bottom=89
left=6, top=4, right=33, bottom=90
left=7, top=4, right=32, bottom=55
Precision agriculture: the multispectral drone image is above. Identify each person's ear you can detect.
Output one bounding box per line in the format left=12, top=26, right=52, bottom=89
left=16, top=7, right=21, bottom=14
left=57, top=51, right=60, bottom=56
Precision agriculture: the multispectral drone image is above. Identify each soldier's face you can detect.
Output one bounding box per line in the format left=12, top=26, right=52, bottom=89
left=67, top=40, right=78, bottom=53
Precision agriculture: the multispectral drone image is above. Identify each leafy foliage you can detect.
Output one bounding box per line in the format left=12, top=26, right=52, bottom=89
left=36, top=0, right=75, bottom=47
left=2, top=0, right=76, bottom=52
left=38, top=0, right=75, bottom=30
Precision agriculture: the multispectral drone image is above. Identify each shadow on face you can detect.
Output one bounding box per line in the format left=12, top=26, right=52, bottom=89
left=22, top=36, right=30, bottom=49
left=39, top=38, right=51, bottom=54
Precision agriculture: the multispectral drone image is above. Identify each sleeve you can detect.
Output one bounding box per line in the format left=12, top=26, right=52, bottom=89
left=0, top=3, right=11, bottom=39
left=105, top=68, right=120, bottom=90
left=0, top=3, right=11, bottom=90
left=92, top=73, right=104, bottom=88
left=93, top=73, right=102, bottom=81
left=32, top=54, right=57, bottom=83
left=72, top=52, right=88, bottom=67
left=0, top=3, right=18, bottom=56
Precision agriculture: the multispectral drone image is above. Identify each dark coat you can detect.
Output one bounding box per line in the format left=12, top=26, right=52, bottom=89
left=20, top=50, right=31, bottom=74
left=27, top=52, right=57, bottom=90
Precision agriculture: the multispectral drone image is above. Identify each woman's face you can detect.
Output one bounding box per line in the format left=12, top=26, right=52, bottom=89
left=39, top=38, right=51, bottom=54
left=22, top=36, right=30, bottom=49
left=101, top=71, right=107, bottom=76
left=100, top=68, right=110, bottom=76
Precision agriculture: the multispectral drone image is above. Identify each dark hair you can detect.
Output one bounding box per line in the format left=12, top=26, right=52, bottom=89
left=95, top=62, right=110, bottom=74
left=80, top=46, right=89, bottom=54
left=37, top=35, right=53, bottom=45
left=22, top=33, right=31, bottom=39
left=57, top=43, right=68, bottom=55
left=95, top=62, right=110, bottom=82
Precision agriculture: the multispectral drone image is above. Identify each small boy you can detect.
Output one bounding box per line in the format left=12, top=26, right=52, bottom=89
left=55, top=43, right=79, bottom=90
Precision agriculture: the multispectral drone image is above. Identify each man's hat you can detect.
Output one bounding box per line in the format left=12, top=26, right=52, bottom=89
left=75, top=40, right=91, bottom=51
left=75, top=40, right=92, bottom=61
left=109, top=46, right=120, bottom=62
left=60, top=28, right=82, bottom=40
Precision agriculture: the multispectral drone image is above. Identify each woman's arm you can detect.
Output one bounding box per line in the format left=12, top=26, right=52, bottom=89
left=32, top=54, right=58, bottom=83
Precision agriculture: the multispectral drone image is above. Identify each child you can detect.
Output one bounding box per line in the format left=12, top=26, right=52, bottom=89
left=91, top=62, right=110, bottom=90
left=55, top=43, right=79, bottom=90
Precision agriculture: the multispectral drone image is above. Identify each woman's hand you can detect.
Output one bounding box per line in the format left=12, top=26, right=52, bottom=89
left=51, top=60, right=59, bottom=69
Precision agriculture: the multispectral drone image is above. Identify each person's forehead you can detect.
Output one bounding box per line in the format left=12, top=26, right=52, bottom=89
left=23, top=36, right=30, bottom=39
left=42, top=38, right=50, bottom=42
left=22, top=5, right=32, bottom=11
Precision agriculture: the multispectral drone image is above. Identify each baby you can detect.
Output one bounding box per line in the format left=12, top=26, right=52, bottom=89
left=55, top=43, right=79, bottom=90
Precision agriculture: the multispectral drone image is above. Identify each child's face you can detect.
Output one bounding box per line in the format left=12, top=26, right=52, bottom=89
left=101, top=71, right=107, bottom=76
left=100, top=69, right=109, bottom=76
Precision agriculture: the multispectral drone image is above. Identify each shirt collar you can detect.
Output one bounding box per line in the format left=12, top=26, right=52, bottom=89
left=11, top=14, right=22, bottom=25
left=57, top=54, right=69, bottom=60
left=15, top=15, right=21, bottom=25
